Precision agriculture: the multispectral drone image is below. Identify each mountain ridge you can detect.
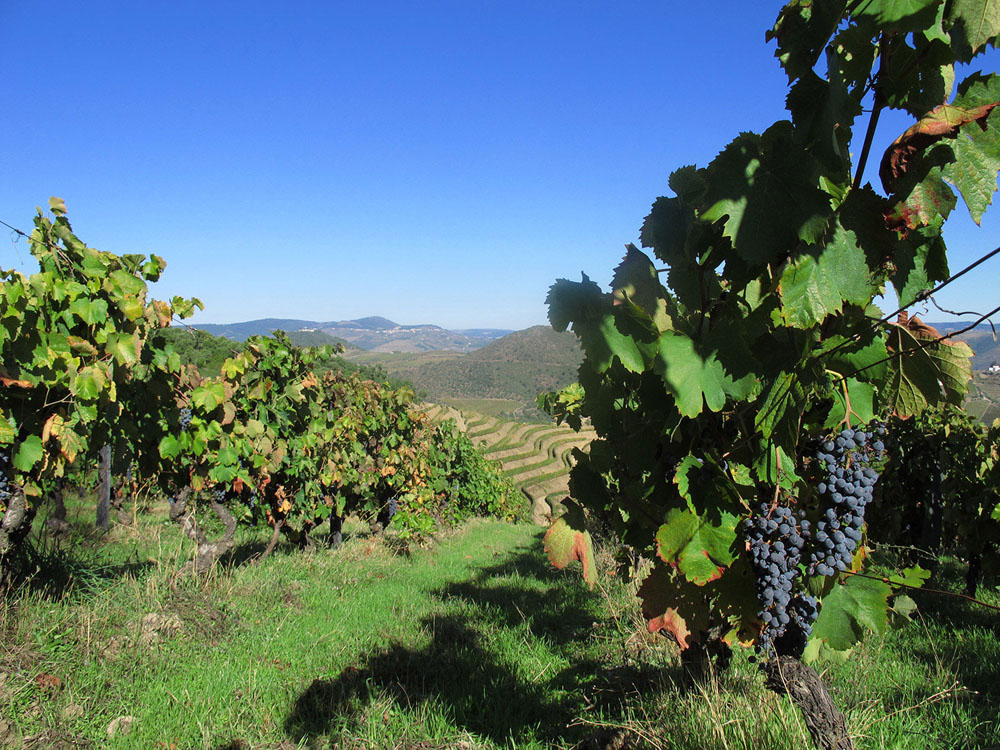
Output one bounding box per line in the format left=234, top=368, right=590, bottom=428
left=191, top=317, right=515, bottom=352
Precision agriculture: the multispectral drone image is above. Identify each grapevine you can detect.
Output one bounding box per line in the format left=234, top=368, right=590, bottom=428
left=541, top=3, right=998, bottom=747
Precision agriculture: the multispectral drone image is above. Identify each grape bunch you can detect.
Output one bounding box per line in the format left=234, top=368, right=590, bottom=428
left=744, top=500, right=814, bottom=656
left=386, top=496, right=399, bottom=520
left=0, top=449, right=12, bottom=505
left=807, top=423, right=887, bottom=577
left=211, top=486, right=227, bottom=504
left=179, top=407, right=193, bottom=431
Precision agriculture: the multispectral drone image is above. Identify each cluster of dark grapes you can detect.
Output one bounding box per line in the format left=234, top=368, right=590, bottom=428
left=744, top=501, right=816, bottom=656
left=0, top=449, right=12, bottom=505
left=179, top=407, right=193, bottom=431
left=807, top=423, right=887, bottom=577
left=386, top=496, right=399, bottom=520
left=211, top=486, right=227, bottom=504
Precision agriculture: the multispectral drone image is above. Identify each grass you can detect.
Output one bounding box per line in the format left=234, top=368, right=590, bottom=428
left=1, top=506, right=998, bottom=750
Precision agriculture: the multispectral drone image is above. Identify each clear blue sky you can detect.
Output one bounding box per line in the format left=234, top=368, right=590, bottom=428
left=2, top=2, right=997, bottom=330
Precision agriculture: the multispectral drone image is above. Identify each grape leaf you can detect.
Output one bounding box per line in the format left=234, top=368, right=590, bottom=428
left=13, top=435, right=43, bottom=472
left=851, top=0, right=942, bottom=30
left=654, top=332, right=727, bottom=417
left=700, top=124, right=833, bottom=266
left=637, top=564, right=708, bottom=649
left=547, top=276, right=646, bottom=373
left=778, top=223, right=875, bottom=329
left=767, top=0, right=849, bottom=82
left=543, top=499, right=596, bottom=588
left=947, top=0, right=1000, bottom=61
left=655, top=507, right=739, bottom=585
left=881, top=317, right=973, bottom=416
left=610, top=245, right=672, bottom=332
left=824, top=377, right=877, bottom=427
left=807, top=573, right=892, bottom=657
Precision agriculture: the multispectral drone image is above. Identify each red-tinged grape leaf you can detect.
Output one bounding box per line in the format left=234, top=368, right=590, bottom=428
left=56, top=428, right=85, bottom=463
left=655, top=507, right=738, bottom=585
left=66, top=336, right=99, bottom=357
left=146, top=299, right=172, bottom=328
left=806, top=574, right=893, bottom=658
left=881, top=316, right=973, bottom=416
left=880, top=80, right=999, bottom=195
left=543, top=499, right=596, bottom=588
left=637, top=565, right=706, bottom=649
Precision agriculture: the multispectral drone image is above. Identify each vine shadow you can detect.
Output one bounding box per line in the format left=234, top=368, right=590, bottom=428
left=283, top=542, right=671, bottom=747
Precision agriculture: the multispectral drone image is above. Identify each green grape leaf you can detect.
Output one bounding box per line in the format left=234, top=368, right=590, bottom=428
left=755, top=371, right=805, bottom=447
left=547, top=276, right=646, bottom=373
left=610, top=244, right=672, bottom=332
left=824, top=377, right=877, bottom=428
left=105, top=332, right=139, bottom=367
left=785, top=64, right=860, bottom=175
left=947, top=0, right=1000, bottom=61
left=887, top=564, right=932, bottom=588
left=192, top=382, right=227, bottom=412
left=778, top=224, right=875, bottom=329
left=654, top=507, right=739, bottom=585
left=851, top=0, right=942, bottom=29
left=68, top=298, right=109, bottom=326
left=72, top=366, right=107, bottom=401
left=891, top=229, right=950, bottom=307
left=820, top=334, right=889, bottom=382
left=943, top=106, right=1000, bottom=224
left=543, top=499, right=597, bottom=588
left=700, top=123, right=833, bottom=266
left=13, top=435, right=43, bottom=472
left=807, top=574, right=893, bottom=657
left=654, top=332, right=727, bottom=417
left=767, top=0, right=849, bottom=83
left=158, top=434, right=181, bottom=460
left=109, top=269, right=147, bottom=299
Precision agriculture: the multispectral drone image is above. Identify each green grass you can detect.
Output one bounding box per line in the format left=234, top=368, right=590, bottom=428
left=2, top=510, right=998, bottom=750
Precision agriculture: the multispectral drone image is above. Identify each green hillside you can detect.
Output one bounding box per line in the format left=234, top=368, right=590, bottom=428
left=347, top=326, right=582, bottom=411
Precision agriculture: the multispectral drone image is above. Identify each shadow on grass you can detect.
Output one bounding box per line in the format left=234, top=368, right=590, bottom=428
left=283, top=542, right=670, bottom=747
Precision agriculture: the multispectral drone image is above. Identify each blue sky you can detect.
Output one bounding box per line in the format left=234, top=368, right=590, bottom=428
left=1, top=2, right=997, bottom=330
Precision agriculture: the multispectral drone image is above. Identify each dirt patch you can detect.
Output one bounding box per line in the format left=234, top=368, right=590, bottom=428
left=164, top=588, right=236, bottom=643
left=20, top=728, right=93, bottom=749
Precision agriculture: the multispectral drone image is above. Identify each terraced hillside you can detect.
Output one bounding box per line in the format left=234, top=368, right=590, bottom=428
left=421, top=403, right=596, bottom=522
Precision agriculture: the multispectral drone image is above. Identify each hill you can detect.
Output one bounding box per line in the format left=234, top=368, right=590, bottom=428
left=345, top=326, right=583, bottom=412
left=191, top=317, right=513, bottom=352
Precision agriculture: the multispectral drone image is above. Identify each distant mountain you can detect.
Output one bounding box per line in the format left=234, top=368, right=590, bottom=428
left=190, top=317, right=514, bottom=352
